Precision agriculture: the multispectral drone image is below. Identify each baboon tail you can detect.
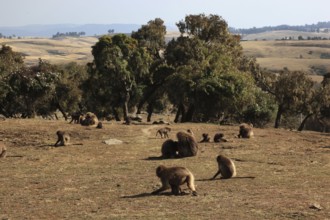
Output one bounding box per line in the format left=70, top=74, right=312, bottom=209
left=186, top=172, right=196, bottom=192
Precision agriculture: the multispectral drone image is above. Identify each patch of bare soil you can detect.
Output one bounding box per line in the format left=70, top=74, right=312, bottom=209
left=0, top=118, right=329, bottom=219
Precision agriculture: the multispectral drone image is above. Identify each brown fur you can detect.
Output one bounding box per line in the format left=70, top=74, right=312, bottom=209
left=156, top=127, right=171, bottom=138
left=96, top=121, right=103, bottom=129
left=238, top=123, right=254, bottom=138
left=54, top=130, right=71, bottom=147
left=80, top=112, right=99, bottom=127
left=200, top=133, right=211, bottom=143
left=69, top=112, right=82, bottom=124
left=211, top=155, right=237, bottom=179
left=151, top=165, right=197, bottom=196
left=176, top=131, right=198, bottom=157
left=213, top=133, right=227, bottom=142
left=161, top=139, right=178, bottom=158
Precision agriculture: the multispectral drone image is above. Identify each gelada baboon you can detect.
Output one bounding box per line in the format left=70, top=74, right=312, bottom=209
left=161, top=139, right=178, bottom=159
left=213, top=133, right=228, bottom=143
left=54, top=130, right=71, bottom=147
left=211, top=154, right=236, bottom=179
left=238, top=123, right=254, bottom=138
left=200, top=133, right=211, bottom=143
left=156, top=127, right=171, bottom=138
left=176, top=131, right=198, bottom=157
left=80, top=112, right=99, bottom=127
left=0, top=143, right=7, bottom=158
left=151, top=165, right=197, bottom=196
left=96, top=121, right=103, bottom=129
left=69, top=111, right=82, bottom=124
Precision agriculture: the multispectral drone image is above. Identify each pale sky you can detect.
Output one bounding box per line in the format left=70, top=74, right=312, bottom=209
left=1, top=0, right=329, bottom=28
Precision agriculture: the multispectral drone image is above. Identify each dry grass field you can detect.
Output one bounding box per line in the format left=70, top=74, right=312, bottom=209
left=0, top=118, right=329, bottom=219
left=0, top=37, right=98, bottom=66
left=241, top=40, right=330, bottom=82
left=1, top=35, right=330, bottom=81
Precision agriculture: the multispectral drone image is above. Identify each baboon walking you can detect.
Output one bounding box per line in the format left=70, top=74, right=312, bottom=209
left=54, top=130, right=70, bottom=147
left=69, top=111, right=82, bottom=124
left=151, top=165, right=197, bottom=196
left=156, top=127, right=171, bottom=138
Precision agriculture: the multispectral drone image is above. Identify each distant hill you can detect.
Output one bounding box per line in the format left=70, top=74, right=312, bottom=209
left=241, top=30, right=330, bottom=41
left=0, top=24, right=142, bottom=37
left=1, top=21, right=330, bottom=38
left=230, top=21, right=330, bottom=35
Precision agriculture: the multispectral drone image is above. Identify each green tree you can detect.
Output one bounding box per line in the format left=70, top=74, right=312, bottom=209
left=164, top=14, right=261, bottom=123
left=250, top=63, right=316, bottom=128
left=85, top=34, right=152, bottom=121
left=54, top=62, right=87, bottom=119
left=131, top=18, right=172, bottom=120
left=297, top=72, right=330, bottom=131
left=0, top=45, right=25, bottom=116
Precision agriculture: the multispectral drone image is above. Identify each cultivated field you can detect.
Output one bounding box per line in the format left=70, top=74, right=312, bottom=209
left=0, top=118, right=329, bottom=219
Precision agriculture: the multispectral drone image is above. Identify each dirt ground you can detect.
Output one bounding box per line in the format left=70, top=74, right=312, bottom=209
left=0, top=118, right=329, bottom=219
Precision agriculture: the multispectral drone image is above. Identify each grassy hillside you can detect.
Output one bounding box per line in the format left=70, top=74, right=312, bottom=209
left=0, top=118, right=329, bottom=219
left=241, top=40, right=330, bottom=82
left=0, top=37, right=98, bottom=66
left=1, top=34, right=330, bottom=82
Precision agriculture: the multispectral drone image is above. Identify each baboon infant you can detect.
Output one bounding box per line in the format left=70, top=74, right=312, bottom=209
left=238, top=123, right=254, bottom=138
left=151, top=165, right=197, bottom=196
left=156, top=127, right=171, bottom=138
left=211, top=154, right=236, bottom=179
left=200, top=133, right=211, bottom=143
left=213, top=133, right=227, bottom=143
left=54, top=130, right=70, bottom=147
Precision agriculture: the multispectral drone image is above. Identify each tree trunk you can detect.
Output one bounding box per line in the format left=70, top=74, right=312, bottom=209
left=123, top=90, right=130, bottom=122
left=174, top=103, right=186, bottom=123
left=183, top=104, right=195, bottom=122
left=112, top=107, right=121, bottom=121
left=137, top=85, right=160, bottom=114
left=274, top=104, right=284, bottom=128
left=297, top=113, right=313, bottom=131
left=147, top=102, right=154, bottom=122
left=57, top=103, right=68, bottom=121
